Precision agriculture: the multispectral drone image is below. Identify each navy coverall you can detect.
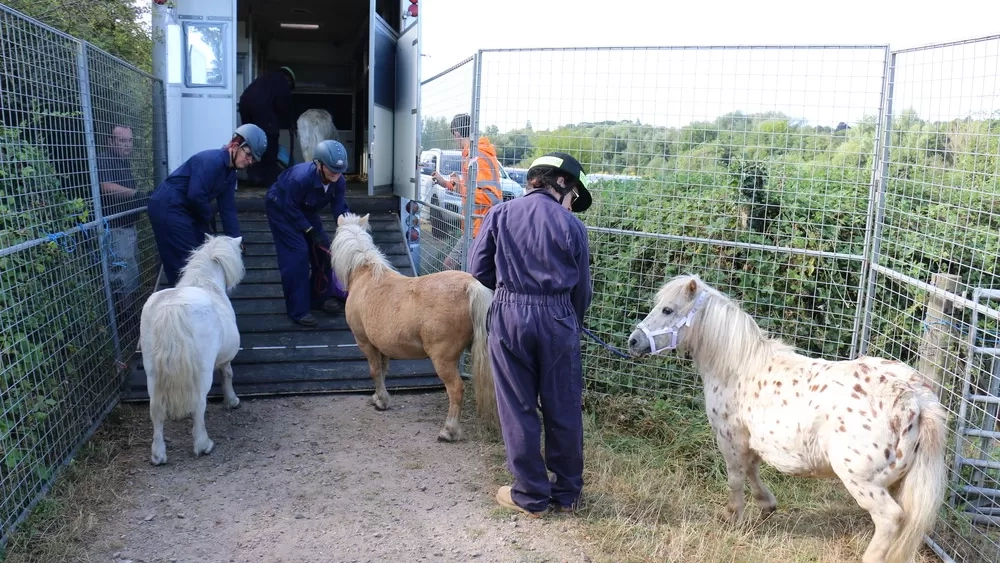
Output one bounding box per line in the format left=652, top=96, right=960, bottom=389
left=468, top=189, right=593, bottom=513
left=239, top=70, right=293, bottom=186
left=264, top=162, right=350, bottom=321
left=148, top=148, right=240, bottom=287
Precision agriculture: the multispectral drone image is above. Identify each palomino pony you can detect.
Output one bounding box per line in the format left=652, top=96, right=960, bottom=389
left=627, top=274, right=947, bottom=563
left=329, top=212, right=499, bottom=441
left=139, top=234, right=246, bottom=465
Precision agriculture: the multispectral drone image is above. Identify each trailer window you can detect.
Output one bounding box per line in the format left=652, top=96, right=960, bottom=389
left=183, top=22, right=227, bottom=88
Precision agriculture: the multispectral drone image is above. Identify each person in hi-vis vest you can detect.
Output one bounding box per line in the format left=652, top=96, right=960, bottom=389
left=430, top=113, right=504, bottom=270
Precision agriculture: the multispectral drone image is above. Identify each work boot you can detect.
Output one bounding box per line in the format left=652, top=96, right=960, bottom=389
left=494, top=486, right=550, bottom=519
left=291, top=313, right=318, bottom=327
left=317, top=298, right=345, bottom=315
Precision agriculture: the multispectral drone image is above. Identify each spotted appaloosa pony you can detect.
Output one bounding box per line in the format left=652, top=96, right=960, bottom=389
left=328, top=212, right=499, bottom=441
left=627, top=274, right=948, bottom=563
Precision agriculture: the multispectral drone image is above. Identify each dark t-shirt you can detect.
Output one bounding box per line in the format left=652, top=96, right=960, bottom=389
left=96, top=152, right=140, bottom=228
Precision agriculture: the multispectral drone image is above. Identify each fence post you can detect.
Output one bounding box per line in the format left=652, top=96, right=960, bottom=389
left=460, top=50, right=484, bottom=272
left=151, top=79, right=169, bottom=188
left=852, top=47, right=896, bottom=359
left=77, top=41, right=123, bottom=368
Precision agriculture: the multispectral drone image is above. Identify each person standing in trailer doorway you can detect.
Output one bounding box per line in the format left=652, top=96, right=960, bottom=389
left=264, top=139, right=351, bottom=327
left=467, top=152, right=594, bottom=518
left=147, top=124, right=267, bottom=287
left=238, top=66, right=296, bottom=187
left=430, top=112, right=504, bottom=270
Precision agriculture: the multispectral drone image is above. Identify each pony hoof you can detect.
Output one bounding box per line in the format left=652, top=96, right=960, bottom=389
left=194, top=439, right=215, bottom=457
left=371, top=394, right=389, bottom=411
left=150, top=451, right=167, bottom=466
left=718, top=506, right=742, bottom=525
left=225, top=396, right=241, bottom=409
left=437, top=428, right=461, bottom=442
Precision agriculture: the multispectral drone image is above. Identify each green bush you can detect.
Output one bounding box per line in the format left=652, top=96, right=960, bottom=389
left=0, top=126, right=115, bottom=536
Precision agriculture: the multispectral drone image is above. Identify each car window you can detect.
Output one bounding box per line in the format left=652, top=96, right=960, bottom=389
left=441, top=154, right=463, bottom=176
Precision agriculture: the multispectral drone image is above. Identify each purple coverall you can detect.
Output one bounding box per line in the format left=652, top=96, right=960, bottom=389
left=467, top=189, right=593, bottom=513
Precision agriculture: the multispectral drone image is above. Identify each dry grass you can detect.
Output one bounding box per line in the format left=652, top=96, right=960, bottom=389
left=2, top=406, right=147, bottom=563
left=481, top=391, right=942, bottom=563
left=3, top=389, right=948, bottom=563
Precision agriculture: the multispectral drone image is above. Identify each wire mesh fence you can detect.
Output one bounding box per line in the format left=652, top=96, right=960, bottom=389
left=420, top=40, right=1000, bottom=561
left=0, top=5, right=165, bottom=547
left=474, top=45, right=889, bottom=397
left=860, top=36, right=1000, bottom=563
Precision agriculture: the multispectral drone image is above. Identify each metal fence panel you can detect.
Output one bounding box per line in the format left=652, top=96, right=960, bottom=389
left=863, top=36, right=1000, bottom=562
left=0, top=5, right=165, bottom=547
left=475, top=46, right=888, bottom=398
left=415, top=57, right=477, bottom=275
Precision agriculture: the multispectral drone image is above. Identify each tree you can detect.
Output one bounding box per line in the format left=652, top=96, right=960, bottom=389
left=4, top=0, right=152, bottom=71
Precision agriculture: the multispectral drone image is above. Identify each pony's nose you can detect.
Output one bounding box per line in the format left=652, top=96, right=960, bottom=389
left=628, top=336, right=638, bottom=348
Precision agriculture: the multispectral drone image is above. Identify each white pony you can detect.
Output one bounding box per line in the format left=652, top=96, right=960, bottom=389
left=627, top=274, right=947, bottom=563
left=297, top=108, right=340, bottom=163
left=139, top=234, right=245, bottom=465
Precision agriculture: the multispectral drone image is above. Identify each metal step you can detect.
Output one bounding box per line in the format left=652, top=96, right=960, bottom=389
left=121, top=208, right=442, bottom=402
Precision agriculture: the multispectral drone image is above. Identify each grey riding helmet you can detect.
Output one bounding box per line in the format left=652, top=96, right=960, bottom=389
left=233, top=123, right=267, bottom=161
left=313, top=139, right=349, bottom=173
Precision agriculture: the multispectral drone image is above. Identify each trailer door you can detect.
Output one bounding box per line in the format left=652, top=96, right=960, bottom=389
left=368, top=10, right=397, bottom=196
left=392, top=7, right=421, bottom=200
left=174, top=0, right=237, bottom=166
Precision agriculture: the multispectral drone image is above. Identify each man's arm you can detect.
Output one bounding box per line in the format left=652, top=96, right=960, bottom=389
left=97, top=157, right=136, bottom=197
left=279, top=178, right=314, bottom=233
left=329, top=175, right=350, bottom=220
left=216, top=177, right=241, bottom=238
left=184, top=156, right=218, bottom=229
left=570, top=221, right=593, bottom=324
left=467, top=210, right=499, bottom=290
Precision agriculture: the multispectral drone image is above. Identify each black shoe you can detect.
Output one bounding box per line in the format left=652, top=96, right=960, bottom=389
left=316, top=298, right=345, bottom=315
left=291, top=313, right=318, bottom=326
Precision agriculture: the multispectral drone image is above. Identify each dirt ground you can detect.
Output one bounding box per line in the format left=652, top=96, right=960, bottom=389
left=69, top=390, right=594, bottom=563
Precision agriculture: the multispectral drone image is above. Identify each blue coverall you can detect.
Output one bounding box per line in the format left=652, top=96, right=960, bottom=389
left=148, top=148, right=240, bottom=287
left=264, top=162, right=350, bottom=321
left=467, top=189, right=593, bottom=513
left=238, top=70, right=293, bottom=186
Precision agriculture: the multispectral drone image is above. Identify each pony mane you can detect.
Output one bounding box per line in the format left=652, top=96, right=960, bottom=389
left=329, top=213, right=395, bottom=286
left=177, top=235, right=245, bottom=291
left=660, top=274, right=792, bottom=381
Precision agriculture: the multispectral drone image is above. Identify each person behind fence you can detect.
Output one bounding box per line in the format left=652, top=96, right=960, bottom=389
left=467, top=152, right=594, bottom=518
left=430, top=112, right=503, bottom=270
left=264, top=139, right=351, bottom=327
left=238, top=66, right=296, bottom=187
left=97, top=123, right=143, bottom=341
left=147, top=124, right=267, bottom=287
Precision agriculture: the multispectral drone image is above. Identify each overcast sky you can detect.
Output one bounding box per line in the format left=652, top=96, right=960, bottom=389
left=418, top=0, right=1000, bottom=131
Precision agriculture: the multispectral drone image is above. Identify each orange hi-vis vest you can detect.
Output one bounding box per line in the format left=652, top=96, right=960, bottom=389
left=457, top=137, right=504, bottom=239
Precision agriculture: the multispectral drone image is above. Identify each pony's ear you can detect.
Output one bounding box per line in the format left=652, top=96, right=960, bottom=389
left=337, top=214, right=346, bottom=226
left=360, top=214, right=370, bottom=227
left=234, top=236, right=243, bottom=245
left=686, top=278, right=698, bottom=297
left=204, top=233, right=213, bottom=243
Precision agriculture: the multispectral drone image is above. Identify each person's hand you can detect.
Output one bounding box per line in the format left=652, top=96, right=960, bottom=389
left=443, top=256, right=458, bottom=270
left=305, top=228, right=328, bottom=248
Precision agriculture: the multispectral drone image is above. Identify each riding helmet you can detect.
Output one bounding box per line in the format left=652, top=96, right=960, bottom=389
left=233, top=123, right=267, bottom=161
left=314, top=140, right=349, bottom=173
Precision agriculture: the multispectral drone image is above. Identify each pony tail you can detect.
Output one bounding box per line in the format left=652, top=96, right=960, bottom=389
left=467, top=280, right=500, bottom=435
left=885, top=391, right=948, bottom=563
left=146, top=303, right=201, bottom=419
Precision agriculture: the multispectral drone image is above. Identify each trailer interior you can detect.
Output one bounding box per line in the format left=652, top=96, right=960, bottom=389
left=236, top=0, right=408, bottom=189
